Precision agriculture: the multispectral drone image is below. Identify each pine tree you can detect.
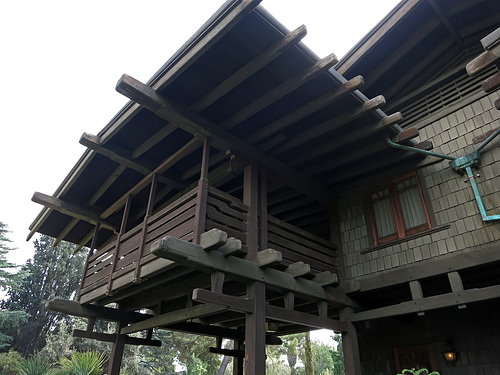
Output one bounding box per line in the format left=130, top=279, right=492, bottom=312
left=2, top=235, right=85, bottom=356
left=0, top=221, right=29, bottom=351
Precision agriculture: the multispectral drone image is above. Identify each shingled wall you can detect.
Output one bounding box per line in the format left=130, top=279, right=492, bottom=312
left=338, top=90, right=500, bottom=280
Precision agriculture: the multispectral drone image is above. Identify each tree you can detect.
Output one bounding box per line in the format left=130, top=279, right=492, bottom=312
left=1, top=235, right=85, bottom=356
left=0, top=221, right=29, bottom=351
left=330, top=335, right=344, bottom=375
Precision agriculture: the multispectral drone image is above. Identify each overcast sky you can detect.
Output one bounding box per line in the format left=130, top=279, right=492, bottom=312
left=0, top=0, right=400, bottom=263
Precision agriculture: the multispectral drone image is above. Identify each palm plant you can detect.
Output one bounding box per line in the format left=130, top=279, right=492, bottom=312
left=17, top=356, right=54, bottom=375
left=58, top=351, right=106, bottom=375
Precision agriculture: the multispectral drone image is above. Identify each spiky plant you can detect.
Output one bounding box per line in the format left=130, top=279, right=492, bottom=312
left=58, top=351, right=106, bottom=375
left=17, top=356, right=54, bottom=375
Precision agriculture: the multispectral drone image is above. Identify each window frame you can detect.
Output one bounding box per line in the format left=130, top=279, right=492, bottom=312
left=368, top=171, right=432, bottom=246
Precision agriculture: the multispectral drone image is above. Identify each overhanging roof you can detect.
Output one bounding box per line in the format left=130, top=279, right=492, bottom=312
left=29, top=0, right=425, bottom=248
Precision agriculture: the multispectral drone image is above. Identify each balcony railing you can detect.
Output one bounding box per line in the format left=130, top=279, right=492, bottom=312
left=78, top=185, right=338, bottom=303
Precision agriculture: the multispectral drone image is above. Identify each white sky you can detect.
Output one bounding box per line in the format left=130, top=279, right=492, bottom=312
left=0, top=0, right=400, bottom=347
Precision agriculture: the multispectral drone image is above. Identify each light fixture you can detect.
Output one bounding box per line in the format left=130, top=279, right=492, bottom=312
left=443, top=342, right=457, bottom=362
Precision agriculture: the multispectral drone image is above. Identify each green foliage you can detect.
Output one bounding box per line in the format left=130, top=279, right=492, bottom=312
left=398, top=369, right=440, bottom=375
left=2, top=235, right=85, bottom=356
left=330, top=335, right=344, bottom=375
left=0, top=350, right=23, bottom=375
left=58, top=351, right=106, bottom=375
left=17, top=355, right=54, bottom=375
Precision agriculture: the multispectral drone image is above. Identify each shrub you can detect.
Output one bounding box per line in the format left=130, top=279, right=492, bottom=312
left=0, top=350, right=23, bottom=375
left=58, top=351, right=107, bottom=375
left=17, top=355, right=54, bottom=375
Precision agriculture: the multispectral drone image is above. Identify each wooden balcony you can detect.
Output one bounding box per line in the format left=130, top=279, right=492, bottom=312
left=78, top=185, right=338, bottom=304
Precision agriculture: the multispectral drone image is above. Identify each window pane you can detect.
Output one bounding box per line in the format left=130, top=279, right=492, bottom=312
left=398, top=185, right=427, bottom=229
left=373, top=194, right=397, bottom=237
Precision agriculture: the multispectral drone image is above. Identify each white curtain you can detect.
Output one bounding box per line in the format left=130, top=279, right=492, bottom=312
left=373, top=192, right=397, bottom=237
left=398, top=183, right=426, bottom=229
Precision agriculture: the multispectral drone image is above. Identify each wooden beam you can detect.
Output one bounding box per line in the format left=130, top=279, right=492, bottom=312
left=274, top=95, right=386, bottom=155
left=285, top=262, right=311, bottom=278
left=245, top=281, right=266, bottom=374
left=200, top=228, right=228, bottom=251
left=266, top=304, right=348, bottom=332
left=151, top=235, right=359, bottom=307
left=482, top=71, right=500, bottom=93
left=351, top=284, right=500, bottom=322
left=72, top=329, right=161, bottom=347
left=192, top=288, right=253, bottom=313
left=45, top=298, right=152, bottom=323
left=426, top=0, right=465, bottom=48
left=257, top=248, right=283, bottom=268
left=121, top=304, right=228, bottom=335
left=116, top=74, right=335, bottom=204
left=342, top=244, right=500, bottom=294
left=448, top=271, right=466, bottom=309
left=245, top=75, right=364, bottom=145
left=220, top=53, right=338, bottom=131
left=80, top=133, right=185, bottom=191
left=394, top=128, right=419, bottom=143
left=100, top=137, right=202, bottom=219
left=32, top=192, right=117, bottom=232
left=196, top=25, right=308, bottom=111
left=340, top=307, right=362, bottom=375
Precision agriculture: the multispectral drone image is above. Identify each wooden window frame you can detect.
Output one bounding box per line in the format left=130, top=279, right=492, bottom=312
left=368, top=171, right=432, bottom=246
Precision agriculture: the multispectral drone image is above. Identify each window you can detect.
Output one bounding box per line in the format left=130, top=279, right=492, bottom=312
left=369, top=172, right=431, bottom=245
left=394, top=345, right=437, bottom=373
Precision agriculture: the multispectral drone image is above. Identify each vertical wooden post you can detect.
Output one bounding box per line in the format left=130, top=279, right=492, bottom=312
left=328, top=202, right=346, bottom=280
left=78, top=223, right=100, bottom=301
left=259, top=167, right=268, bottom=251
left=108, top=320, right=127, bottom=375
left=106, top=195, right=132, bottom=296
left=233, top=337, right=244, bottom=375
left=340, top=307, right=362, bottom=375
left=244, top=162, right=259, bottom=261
left=245, top=281, right=266, bottom=375
left=134, top=174, right=158, bottom=283
left=194, top=137, right=210, bottom=243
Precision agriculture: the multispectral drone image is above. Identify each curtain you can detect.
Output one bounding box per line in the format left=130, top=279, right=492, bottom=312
left=398, top=182, right=427, bottom=229
left=372, top=190, right=397, bottom=237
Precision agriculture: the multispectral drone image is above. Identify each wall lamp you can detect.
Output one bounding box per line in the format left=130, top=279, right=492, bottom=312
left=443, top=342, right=457, bottom=362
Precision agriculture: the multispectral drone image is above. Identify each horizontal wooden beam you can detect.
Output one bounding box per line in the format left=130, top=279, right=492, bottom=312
left=72, top=329, right=161, bottom=347
left=351, top=284, right=500, bottom=322
left=116, top=74, right=335, bottom=204
left=343, top=244, right=500, bottom=294
left=482, top=71, right=500, bottom=93
left=466, top=42, right=500, bottom=76
left=151, top=235, right=358, bottom=307
left=46, top=298, right=152, bottom=323
left=121, top=303, right=228, bottom=335
left=193, top=289, right=348, bottom=332
left=274, top=95, right=386, bottom=155
left=80, top=133, right=185, bottom=191
left=32, top=193, right=117, bottom=232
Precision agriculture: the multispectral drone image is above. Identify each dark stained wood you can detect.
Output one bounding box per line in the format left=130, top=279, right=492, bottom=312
left=31, top=192, right=116, bottom=232
left=340, top=307, right=362, bottom=375
left=121, top=304, right=228, bottom=335
left=244, top=75, right=364, bottom=145
left=245, top=281, right=266, bottom=375
left=466, top=43, right=500, bottom=76
left=151, top=235, right=358, bottom=306
left=116, top=74, right=335, bottom=204
left=80, top=133, right=185, bottom=191
left=343, top=244, right=500, bottom=294
left=72, top=329, right=161, bottom=347
left=266, top=304, right=348, bottom=332
left=351, top=284, right=500, bottom=322
left=194, top=138, right=211, bottom=243
left=482, top=71, right=500, bottom=93
left=108, top=321, right=127, bottom=375
left=101, top=138, right=202, bottom=220
left=394, top=128, right=419, bottom=143
left=220, top=54, right=338, bottom=131
left=195, top=25, right=308, bottom=111
left=274, top=95, right=386, bottom=155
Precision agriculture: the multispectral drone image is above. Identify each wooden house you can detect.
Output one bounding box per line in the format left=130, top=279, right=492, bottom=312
left=29, top=0, right=500, bottom=374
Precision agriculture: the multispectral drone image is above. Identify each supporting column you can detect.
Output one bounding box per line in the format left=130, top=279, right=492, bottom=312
left=340, top=307, right=362, bottom=375
left=194, top=137, right=210, bottom=243
left=108, top=321, right=127, bottom=375
left=243, top=162, right=259, bottom=261
left=245, top=281, right=266, bottom=375
left=233, top=337, right=244, bottom=375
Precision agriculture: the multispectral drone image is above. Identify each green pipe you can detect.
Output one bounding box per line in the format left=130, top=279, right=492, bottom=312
left=465, top=166, right=500, bottom=222
left=385, top=136, right=456, bottom=160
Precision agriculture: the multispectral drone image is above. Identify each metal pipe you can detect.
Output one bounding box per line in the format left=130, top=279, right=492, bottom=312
left=477, top=127, right=500, bottom=153
left=465, top=166, right=500, bottom=221
left=385, top=136, right=456, bottom=160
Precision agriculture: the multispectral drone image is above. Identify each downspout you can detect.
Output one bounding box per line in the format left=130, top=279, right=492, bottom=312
left=385, top=133, right=500, bottom=222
